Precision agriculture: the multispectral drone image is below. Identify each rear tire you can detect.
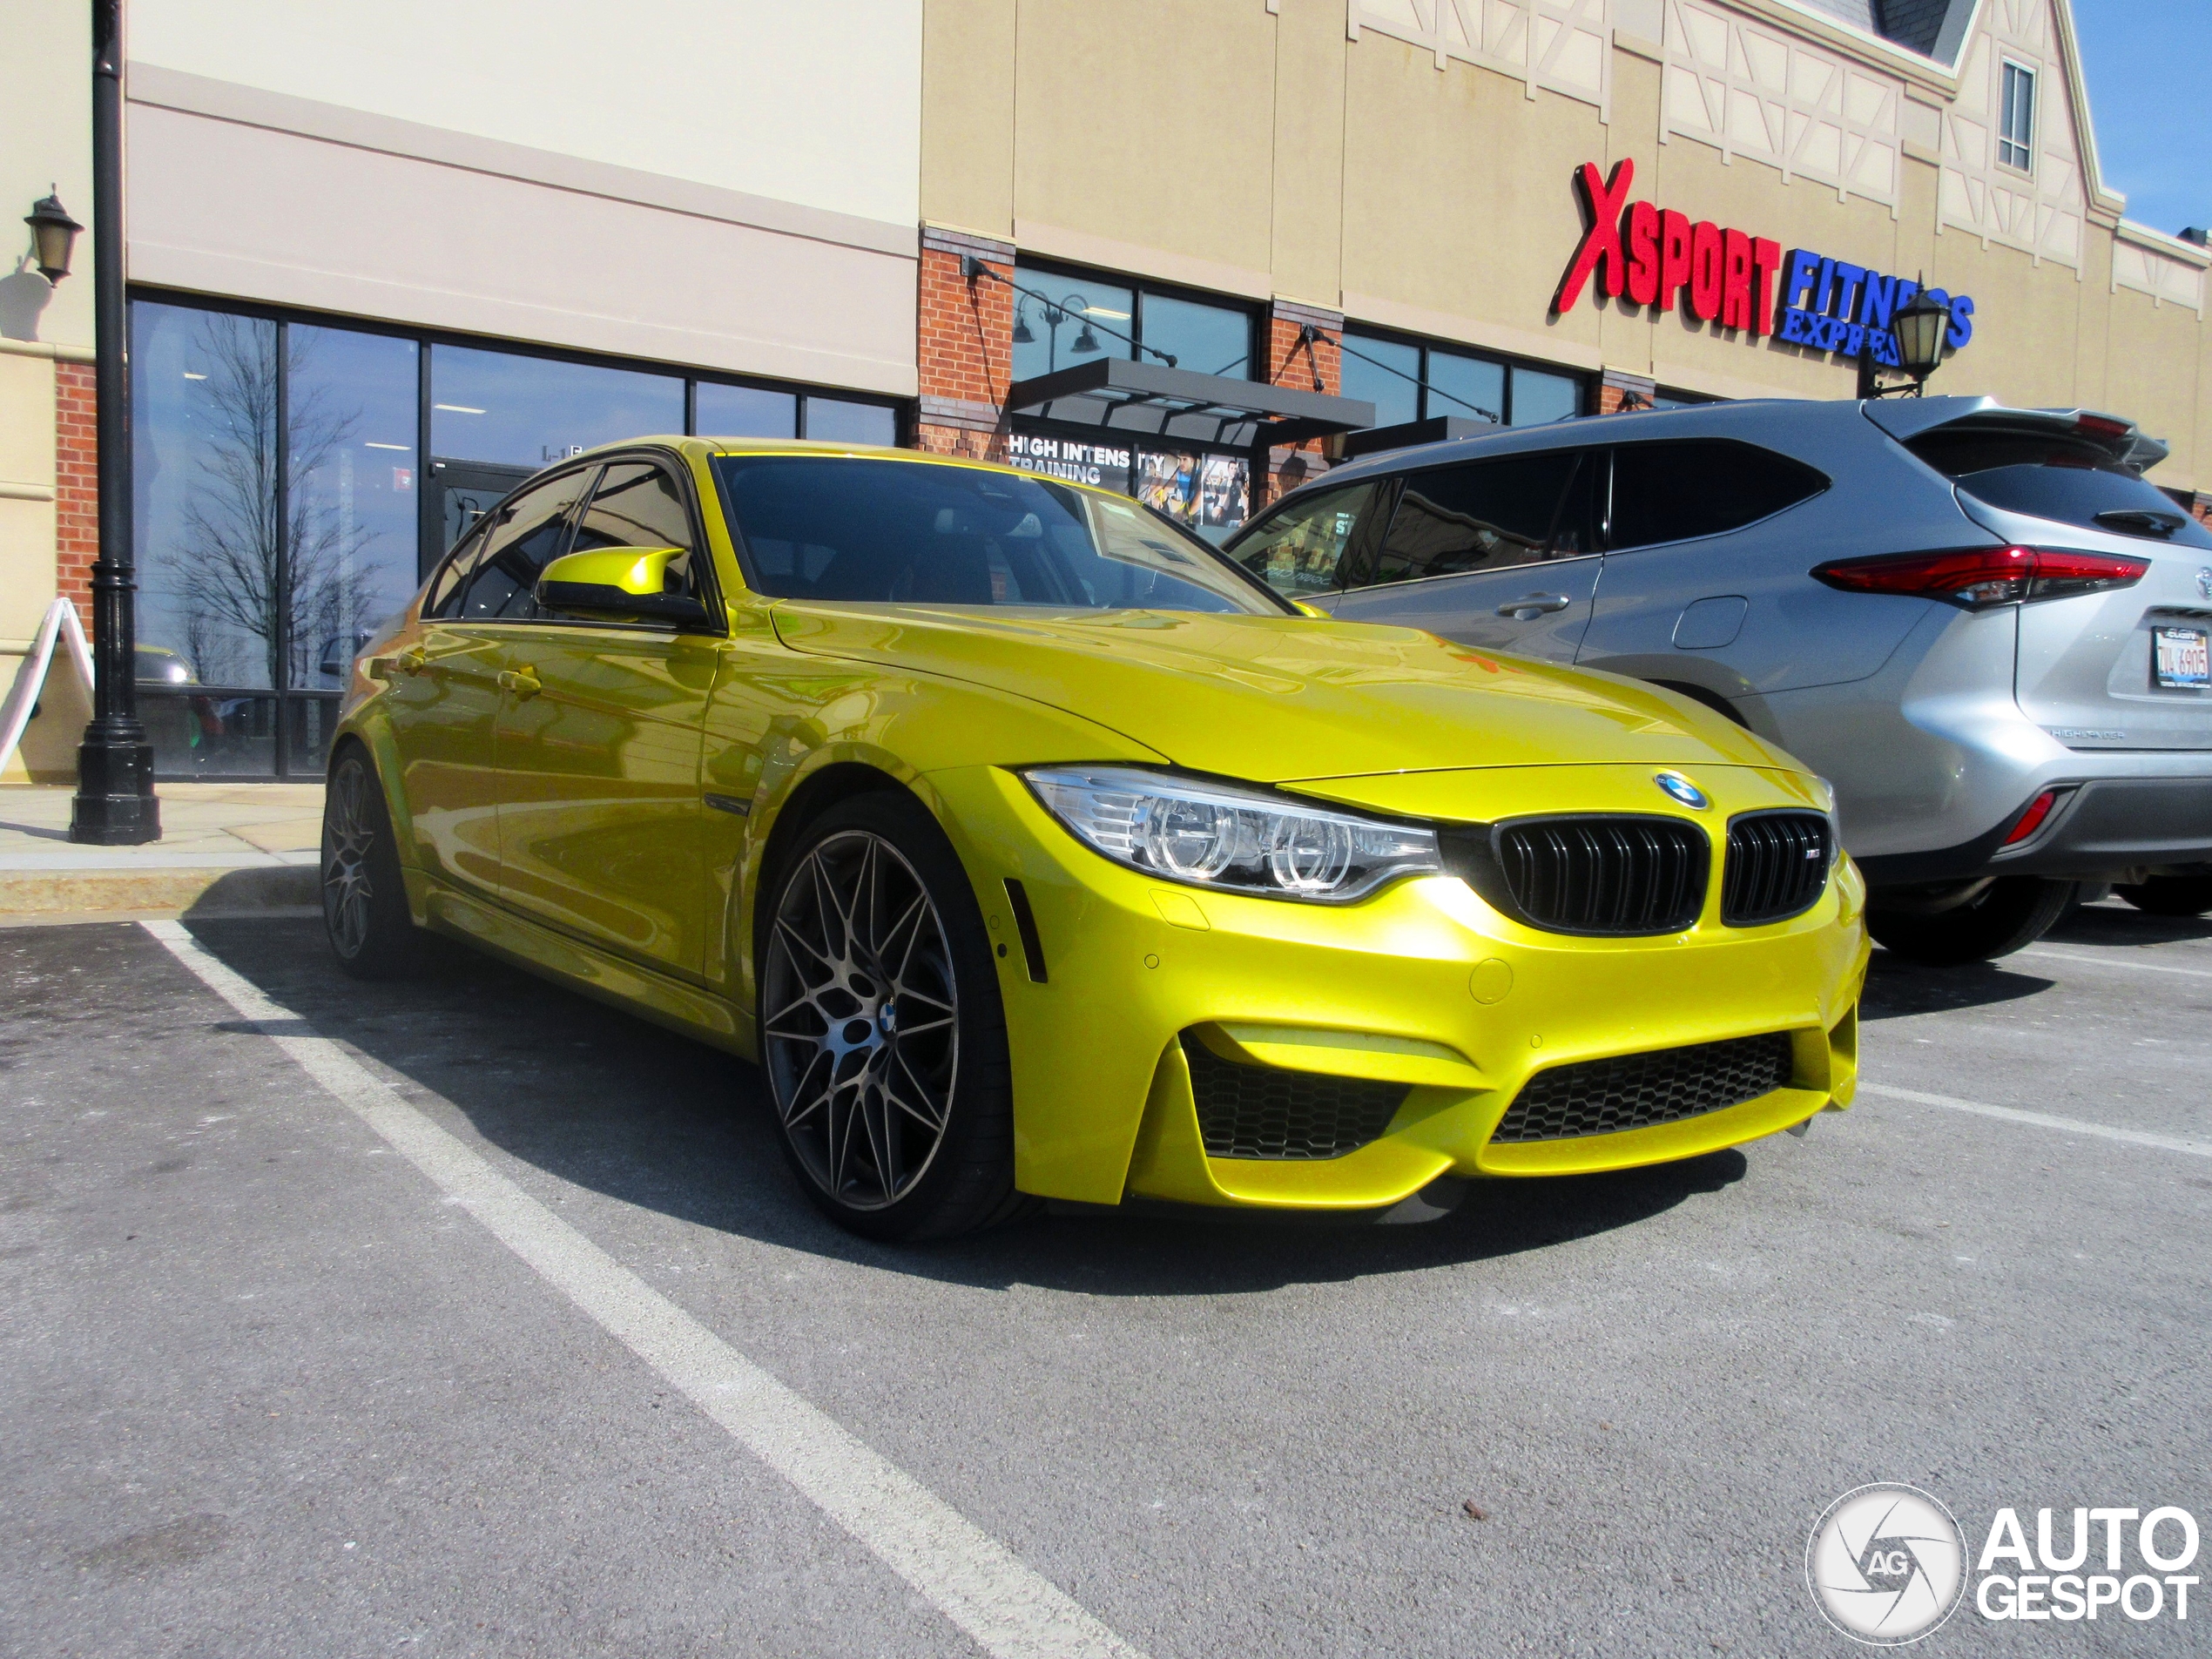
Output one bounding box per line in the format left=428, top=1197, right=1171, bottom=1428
left=2114, top=875, right=2212, bottom=918
left=321, top=745, right=428, bottom=981
left=1865, top=876, right=2078, bottom=965
left=757, top=790, right=1027, bottom=1241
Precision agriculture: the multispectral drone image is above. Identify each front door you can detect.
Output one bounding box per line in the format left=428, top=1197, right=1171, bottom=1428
left=494, top=459, right=718, bottom=981
left=1327, top=448, right=1602, bottom=660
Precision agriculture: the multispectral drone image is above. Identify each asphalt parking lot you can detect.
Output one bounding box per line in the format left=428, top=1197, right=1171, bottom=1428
left=3, top=902, right=2207, bottom=1657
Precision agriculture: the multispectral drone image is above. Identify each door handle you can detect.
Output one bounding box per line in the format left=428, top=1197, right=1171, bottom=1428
left=395, top=647, right=428, bottom=676
left=498, top=665, right=542, bottom=700
left=1496, top=593, right=1572, bottom=619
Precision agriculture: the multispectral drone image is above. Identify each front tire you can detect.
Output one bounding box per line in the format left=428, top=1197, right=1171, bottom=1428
left=321, top=745, right=427, bottom=981
left=757, top=792, right=1024, bottom=1241
left=1865, top=876, right=2077, bottom=965
left=2114, top=875, right=2212, bottom=918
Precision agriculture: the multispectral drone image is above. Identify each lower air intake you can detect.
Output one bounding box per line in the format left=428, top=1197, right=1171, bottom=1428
left=1490, top=1032, right=1796, bottom=1143
left=1181, top=1035, right=1409, bottom=1160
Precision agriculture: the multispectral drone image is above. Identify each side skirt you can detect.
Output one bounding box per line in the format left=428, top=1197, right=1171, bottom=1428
left=421, top=880, right=757, bottom=1061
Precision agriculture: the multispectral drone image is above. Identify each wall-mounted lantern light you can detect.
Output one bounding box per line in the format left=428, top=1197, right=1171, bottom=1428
left=24, top=188, right=83, bottom=284
left=1891, top=285, right=1952, bottom=389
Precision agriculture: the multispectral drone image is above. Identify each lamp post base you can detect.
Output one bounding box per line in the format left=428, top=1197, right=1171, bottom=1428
left=69, top=721, right=160, bottom=845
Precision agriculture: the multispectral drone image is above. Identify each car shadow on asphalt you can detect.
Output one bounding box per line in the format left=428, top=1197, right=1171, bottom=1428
left=168, top=918, right=1751, bottom=1297
left=2044, top=899, right=2212, bottom=950
left=1859, top=952, right=2054, bottom=1021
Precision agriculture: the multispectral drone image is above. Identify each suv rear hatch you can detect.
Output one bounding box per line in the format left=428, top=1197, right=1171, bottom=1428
left=1871, top=400, right=2212, bottom=752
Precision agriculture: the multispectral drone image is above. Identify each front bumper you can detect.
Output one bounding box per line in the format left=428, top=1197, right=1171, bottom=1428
left=927, top=763, right=1871, bottom=1211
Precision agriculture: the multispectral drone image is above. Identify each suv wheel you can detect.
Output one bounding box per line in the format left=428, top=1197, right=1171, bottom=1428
left=2114, top=875, right=2212, bottom=918
left=1865, top=876, right=2078, bottom=965
left=758, top=792, right=1030, bottom=1241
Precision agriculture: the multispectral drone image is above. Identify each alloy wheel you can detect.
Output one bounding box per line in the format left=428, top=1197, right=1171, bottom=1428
left=322, top=760, right=378, bottom=958
left=762, top=829, right=960, bottom=1210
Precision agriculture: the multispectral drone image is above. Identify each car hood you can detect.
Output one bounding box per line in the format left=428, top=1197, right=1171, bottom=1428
left=769, top=604, right=1790, bottom=784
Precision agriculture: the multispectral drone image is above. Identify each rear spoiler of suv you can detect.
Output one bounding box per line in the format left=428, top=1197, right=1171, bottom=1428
left=1862, top=395, right=2170, bottom=472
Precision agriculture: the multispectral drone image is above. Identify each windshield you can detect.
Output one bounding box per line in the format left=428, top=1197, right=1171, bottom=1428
left=714, top=455, right=1291, bottom=614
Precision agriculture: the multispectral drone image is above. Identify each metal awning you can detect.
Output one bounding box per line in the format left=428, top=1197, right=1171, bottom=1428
left=1004, top=358, right=1375, bottom=451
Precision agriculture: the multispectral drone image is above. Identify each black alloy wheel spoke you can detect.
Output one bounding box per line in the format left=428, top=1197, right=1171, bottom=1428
left=762, top=829, right=961, bottom=1211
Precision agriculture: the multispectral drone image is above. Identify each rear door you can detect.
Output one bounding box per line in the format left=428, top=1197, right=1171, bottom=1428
left=1326, top=448, right=1600, bottom=658
left=1917, top=430, right=2212, bottom=751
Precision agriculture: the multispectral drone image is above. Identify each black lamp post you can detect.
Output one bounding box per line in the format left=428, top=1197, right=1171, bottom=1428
left=24, top=190, right=83, bottom=284
left=70, top=0, right=159, bottom=845
left=1858, top=281, right=1952, bottom=400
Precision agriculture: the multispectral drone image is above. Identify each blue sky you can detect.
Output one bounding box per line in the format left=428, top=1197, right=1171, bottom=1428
left=2069, top=0, right=2210, bottom=237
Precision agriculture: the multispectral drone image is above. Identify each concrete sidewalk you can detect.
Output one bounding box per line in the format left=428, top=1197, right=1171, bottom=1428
left=0, top=782, right=323, bottom=922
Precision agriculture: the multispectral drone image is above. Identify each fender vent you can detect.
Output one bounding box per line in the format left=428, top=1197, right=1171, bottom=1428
left=1491, top=1032, right=1795, bottom=1143
left=1180, top=1035, right=1409, bottom=1161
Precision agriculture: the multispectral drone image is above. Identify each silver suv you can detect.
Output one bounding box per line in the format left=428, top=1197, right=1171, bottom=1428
left=1225, top=396, right=2212, bottom=964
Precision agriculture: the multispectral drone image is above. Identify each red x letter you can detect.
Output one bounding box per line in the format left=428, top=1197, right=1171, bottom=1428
left=1554, top=158, right=1635, bottom=314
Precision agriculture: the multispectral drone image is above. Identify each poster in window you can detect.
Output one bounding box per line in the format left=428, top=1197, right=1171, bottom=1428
left=1138, top=451, right=1249, bottom=543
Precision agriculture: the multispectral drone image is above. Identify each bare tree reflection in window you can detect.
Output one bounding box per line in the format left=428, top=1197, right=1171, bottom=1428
left=170, top=314, right=381, bottom=688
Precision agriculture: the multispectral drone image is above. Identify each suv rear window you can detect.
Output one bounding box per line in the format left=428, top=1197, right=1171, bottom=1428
left=1607, top=439, right=1829, bottom=550
left=1907, top=430, right=2212, bottom=547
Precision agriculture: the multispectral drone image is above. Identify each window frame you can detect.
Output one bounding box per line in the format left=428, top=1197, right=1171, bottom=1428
left=1338, top=322, right=1589, bottom=429
left=1997, top=59, right=2038, bottom=176
left=1340, top=446, right=1599, bottom=593
left=1008, top=257, right=1262, bottom=383
left=1598, top=438, right=1833, bottom=553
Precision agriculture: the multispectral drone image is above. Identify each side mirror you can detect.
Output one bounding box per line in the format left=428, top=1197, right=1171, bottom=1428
left=535, top=547, right=710, bottom=627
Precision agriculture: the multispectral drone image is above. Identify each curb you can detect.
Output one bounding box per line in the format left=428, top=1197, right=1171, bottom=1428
left=0, top=864, right=319, bottom=919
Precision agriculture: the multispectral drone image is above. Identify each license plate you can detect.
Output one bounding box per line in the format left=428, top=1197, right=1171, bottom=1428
left=2154, top=626, right=2210, bottom=689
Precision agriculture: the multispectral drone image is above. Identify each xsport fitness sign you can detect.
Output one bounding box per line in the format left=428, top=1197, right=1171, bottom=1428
left=1553, top=158, right=1975, bottom=369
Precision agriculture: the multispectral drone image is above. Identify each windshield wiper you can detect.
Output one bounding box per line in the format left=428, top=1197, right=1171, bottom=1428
left=2094, top=507, right=2185, bottom=539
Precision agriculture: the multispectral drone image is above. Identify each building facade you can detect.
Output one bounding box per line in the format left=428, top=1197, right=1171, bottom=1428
left=915, top=0, right=2210, bottom=536
left=3, top=0, right=2207, bottom=786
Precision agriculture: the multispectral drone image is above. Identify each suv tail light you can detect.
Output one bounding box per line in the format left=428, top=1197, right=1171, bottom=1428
left=1811, top=546, right=2149, bottom=609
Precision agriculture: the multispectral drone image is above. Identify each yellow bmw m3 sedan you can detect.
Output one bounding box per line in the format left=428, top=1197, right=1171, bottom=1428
left=323, top=438, right=1869, bottom=1239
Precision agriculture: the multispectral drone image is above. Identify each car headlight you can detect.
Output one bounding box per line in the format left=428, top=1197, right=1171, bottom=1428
left=1022, top=765, right=1440, bottom=904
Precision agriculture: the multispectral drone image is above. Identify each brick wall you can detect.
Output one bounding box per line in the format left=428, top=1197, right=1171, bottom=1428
left=1259, top=301, right=1345, bottom=509
left=54, top=361, right=97, bottom=627
left=1596, top=367, right=1656, bottom=415
left=915, top=226, right=1014, bottom=462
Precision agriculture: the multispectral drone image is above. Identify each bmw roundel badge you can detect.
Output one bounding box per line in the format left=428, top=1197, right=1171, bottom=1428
left=1654, top=771, right=1710, bottom=810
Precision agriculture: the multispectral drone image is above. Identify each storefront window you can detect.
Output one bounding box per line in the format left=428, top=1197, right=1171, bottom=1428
left=806, top=398, right=900, bottom=445
left=1427, top=350, right=1506, bottom=424
left=697, top=382, right=798, bottom=438
left=430, top=345, right=685, bottom=466
left=1011, top=268, right=1135, bottom=382
left=287, top=326, right=421, bottom=694
left=1141, top=293, right=1251, bottom=378
left=1340, top=334, right=1420, bottom=428
left=1344, top=327, right=1582, bottom=428
left=1510, top=365, right=1581, bottom=425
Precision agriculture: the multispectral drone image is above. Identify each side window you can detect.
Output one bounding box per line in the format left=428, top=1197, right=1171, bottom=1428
left=1363, top=450, right=1582, bottom=587
left=423, top=522, right=490, bottom=620
left=1608, top=440, right=1828, bottom=551
left=456, top=469, right=597, bottom=619
left=565, top=461, right=707, bottom=602
left=1232, top=483, right=1377, bottom=597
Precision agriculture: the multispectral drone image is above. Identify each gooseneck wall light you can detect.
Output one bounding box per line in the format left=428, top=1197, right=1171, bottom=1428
left=24, top=189, right=82, bottom=284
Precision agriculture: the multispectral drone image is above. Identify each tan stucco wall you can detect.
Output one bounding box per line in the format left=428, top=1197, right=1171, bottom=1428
left=1, top=0, right=93, bottom=784
left=921, top=0, right=2209, bottom=490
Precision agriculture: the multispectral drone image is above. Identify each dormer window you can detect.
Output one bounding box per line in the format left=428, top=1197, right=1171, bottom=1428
left=1999, top=61, right=2037, bottom=173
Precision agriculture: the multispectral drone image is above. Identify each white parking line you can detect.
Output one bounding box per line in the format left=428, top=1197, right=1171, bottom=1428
left=2018, top=946, right=2212, bottom=980
left=1858, top=1080, right=2212, bottom=1158
left=143, top=921, right=1143, bottom=1659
